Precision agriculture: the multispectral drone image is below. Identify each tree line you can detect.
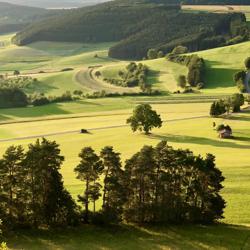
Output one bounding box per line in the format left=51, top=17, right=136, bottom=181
left=0, top=138, right=225, bottom=230
left=210, top=93, right=245, bottom=116
left=167, top=49, right=205, bottom=89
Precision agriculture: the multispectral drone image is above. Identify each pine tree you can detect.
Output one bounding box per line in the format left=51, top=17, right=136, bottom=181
left=74, top=147, right=103, bottom=223
left=124, top=145, right=157, bottom=223
left=25, top=138, right=75, bottom=226
left=0, top=146, right=26, bottom=226
left=100, top=146, right=125, bottom=222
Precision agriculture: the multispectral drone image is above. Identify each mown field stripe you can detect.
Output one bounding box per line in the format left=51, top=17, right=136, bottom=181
left=0, top=115, right=208, bottom=143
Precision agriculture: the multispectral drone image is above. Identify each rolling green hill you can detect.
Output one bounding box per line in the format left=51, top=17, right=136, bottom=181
left=1, top=33, right=249, bottom=96
left=99, top=40, right=250, bottom=94
left=13, top=0, right=248, bottom=60
left=0, top=2, right=64, bottom=34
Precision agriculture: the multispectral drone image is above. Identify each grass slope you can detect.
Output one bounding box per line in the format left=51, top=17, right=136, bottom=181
left=1, top=32, right=249, bottom=96
left=101, top=40, right=250, bottom=94
left=195, top=41, right=250, bottom=94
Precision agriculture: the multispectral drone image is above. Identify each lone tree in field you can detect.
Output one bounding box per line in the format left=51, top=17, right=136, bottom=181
left=127, top=104, right=162, bottom=134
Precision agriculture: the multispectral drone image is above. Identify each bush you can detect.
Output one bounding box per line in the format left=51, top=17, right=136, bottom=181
left=197, top=82, right=204, bottom=89
left=245, top=57, right=250, bottom=70
left=104, top=62, right=150, bottom=93
left=172, top=45, right=188, bottom=55
left=0, top=88, right=28, bottom=108
left=32, top=96, right=50, bottom=106
left=167, top=54, right=205, bottom=88
left=177, top=75, right=187, bottom=89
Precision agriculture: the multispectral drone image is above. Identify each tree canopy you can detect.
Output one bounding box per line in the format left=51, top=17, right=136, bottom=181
left=127, top=104, right=163, bottom=134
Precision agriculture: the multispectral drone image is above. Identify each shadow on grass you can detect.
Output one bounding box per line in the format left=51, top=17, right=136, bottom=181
left=227, top=115, right=250, bottom=122
left=147, top=70, right=162, bottom=86
left=7, top=224, right=250, bottom=250
left=25, top=81, right=58, bottom=95
left=204, top=60, right=239, bottom=89
left=148, top=133, right=250, bottom=149
left=0, top=103, right=71, bottom=119
left=0, top=114, right=11, bottom=122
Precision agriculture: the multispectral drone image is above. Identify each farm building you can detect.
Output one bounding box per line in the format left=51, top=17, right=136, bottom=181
left=217, top=125, right=233, bottom=139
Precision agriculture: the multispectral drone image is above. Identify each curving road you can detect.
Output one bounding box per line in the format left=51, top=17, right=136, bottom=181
left=75, top=67, right=138, bottom=93
left=0, top=115, right=208, bottom=143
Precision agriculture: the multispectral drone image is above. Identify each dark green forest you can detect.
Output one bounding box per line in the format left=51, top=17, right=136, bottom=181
left=12, top=0, right=249, bottom=60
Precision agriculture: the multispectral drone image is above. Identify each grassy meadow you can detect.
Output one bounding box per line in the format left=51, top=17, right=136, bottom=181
left=0, top=32, right=249, bottom=96
left=1, top=18, right=250, bottom=247
left=1, top=102, right=250, bottom=249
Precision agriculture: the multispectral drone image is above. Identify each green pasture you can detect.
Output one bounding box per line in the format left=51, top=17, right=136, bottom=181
left=0, top=102, right=250, bottom=227
left=0, top=33, right=247, bottom=96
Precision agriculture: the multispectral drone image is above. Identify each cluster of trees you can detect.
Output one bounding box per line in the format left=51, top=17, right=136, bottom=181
left=234, top=57, right=250, bottom=93
left=30, top=91, right=74, bottom=106
left=76, top=141, right=225, bottom=224
left=0, top=87, right=76, bottom=109
left=0, top=88, right=28, bottom=108
left=210, top=93, right=245, bottom=116
left=147, top=49, right=164, bottom=60
left=168, top=50, right=205, bottom=88
left=0, top=75, right=38, bottom=89
left=0, top=138, right=225, bottom=229
left=0, top=139, right=78, bottom=229
left=12, top=0, right=248, bottom=60
left=104, top=62, right=151, bottom=93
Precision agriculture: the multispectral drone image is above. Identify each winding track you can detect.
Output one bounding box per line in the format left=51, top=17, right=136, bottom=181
left=75, top=67, right=138, bottom=93
left=0, top=115, right=208, bottom=143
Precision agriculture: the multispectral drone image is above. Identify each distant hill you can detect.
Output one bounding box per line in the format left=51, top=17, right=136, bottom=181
left=13, top=0, right=249, bottom=60
left=0, top=0, right=250, bottom=8
left=0, top=2, right=62, bottom=34
left=0, top=2, right=50, bottom=24
left=0, top=0, right=109, bottom=8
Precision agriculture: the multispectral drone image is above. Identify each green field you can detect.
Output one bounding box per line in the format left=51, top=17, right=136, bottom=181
left=1, top=102, right=250, bottom=249
left=0, top=33, right=248, bottom=96
left=100, top=40, right=250, bottom=95
left=1, top=23, right=250, bottom=249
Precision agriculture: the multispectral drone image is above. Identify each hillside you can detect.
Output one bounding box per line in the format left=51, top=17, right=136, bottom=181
left=0, top=2, right=64, bottom=34
left=0, top=0, right=109, bottom=8
left=13, top=0, right=248, bottom=60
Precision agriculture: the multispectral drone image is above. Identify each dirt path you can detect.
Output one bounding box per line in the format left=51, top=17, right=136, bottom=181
left=0, top=115, right=208, bottom=143
left=75, top=67, right=138, bottom=93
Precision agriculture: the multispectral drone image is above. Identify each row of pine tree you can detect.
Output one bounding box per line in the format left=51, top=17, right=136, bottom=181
left=0, top=139, right=225, bottom=230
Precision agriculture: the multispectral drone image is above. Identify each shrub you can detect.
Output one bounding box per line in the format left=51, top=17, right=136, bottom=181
left=245, top=57, right=250, bottom=70
left=177, top=75, right=187, bottom=89
left=32, top=96, right=50, bottom=106
left=0, top=88, right=28, bottom=108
